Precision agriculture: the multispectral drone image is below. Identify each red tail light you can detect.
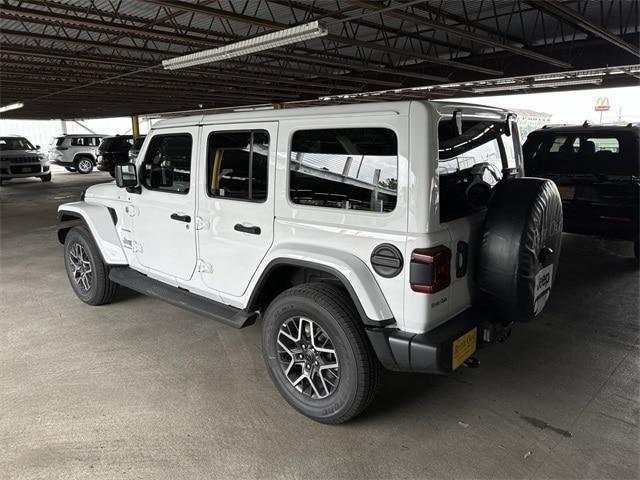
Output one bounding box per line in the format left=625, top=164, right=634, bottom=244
left=410, top=246, right=451, bottom=294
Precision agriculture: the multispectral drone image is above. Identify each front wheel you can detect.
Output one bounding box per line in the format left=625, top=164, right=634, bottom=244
left=64, top=226, right=118, bottom=305
left=76, top=157, right=94, bottom=174
left=262, top=283, right=381, bottom=424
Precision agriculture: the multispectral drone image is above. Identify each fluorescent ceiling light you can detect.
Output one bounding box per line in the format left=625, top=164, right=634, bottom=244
left=473, top=78, right=602, bottom=93
left=163, top=21, right=328, bottom=70
left=0, top=102, right=24, bottom=113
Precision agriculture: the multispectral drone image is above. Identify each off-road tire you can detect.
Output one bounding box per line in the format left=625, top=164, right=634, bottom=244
left=64, top=226, right=118, bottom=305
left=262, top=282, right=381, bottom=424
left=75, top=156, right=94, bottom=174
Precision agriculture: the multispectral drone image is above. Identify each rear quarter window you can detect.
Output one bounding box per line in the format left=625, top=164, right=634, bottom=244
left=289, top=128, right=398, bottom=213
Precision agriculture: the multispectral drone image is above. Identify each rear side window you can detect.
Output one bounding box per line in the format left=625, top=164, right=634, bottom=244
left=70, top=137, right=98, bottom=147
left=289, top=128, right=398, bottom=213
left=207, top=131, right=269, bottom=202
left=141, top=134, right=192, bottom=194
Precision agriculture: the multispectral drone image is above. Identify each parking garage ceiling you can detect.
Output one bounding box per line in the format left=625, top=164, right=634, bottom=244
left=1, top=0, right=638, bottom=119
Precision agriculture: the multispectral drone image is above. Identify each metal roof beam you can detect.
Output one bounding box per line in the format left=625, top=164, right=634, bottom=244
left=350, top=0, right=573, bottom=69
left=142, top=0, right=501, bottom=76
left=527, top=0, right=639, bottom=57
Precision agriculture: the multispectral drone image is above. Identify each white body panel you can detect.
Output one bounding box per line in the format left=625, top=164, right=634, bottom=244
left=59, top=100, right=521, bottom=335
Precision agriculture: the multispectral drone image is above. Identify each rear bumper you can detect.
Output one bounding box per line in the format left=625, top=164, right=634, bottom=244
left=366, top=308, right=507, bottom=374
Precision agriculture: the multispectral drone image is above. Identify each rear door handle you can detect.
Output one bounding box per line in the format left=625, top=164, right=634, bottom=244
left=234, top=223, right=261, bottom=235
left=171, top=213, right=191, bottom=223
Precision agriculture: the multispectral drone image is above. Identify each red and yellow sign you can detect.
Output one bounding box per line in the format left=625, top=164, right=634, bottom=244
left=595, top=97, right=610, bottom=112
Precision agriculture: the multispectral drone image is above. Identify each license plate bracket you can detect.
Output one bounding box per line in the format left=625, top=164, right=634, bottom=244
left=452, top=327, right=477, bottom=370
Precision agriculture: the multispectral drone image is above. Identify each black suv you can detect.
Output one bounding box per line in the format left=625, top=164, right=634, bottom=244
left=96, top=135, right=135, bottom=175
left=524, top=123, right=639, bottom=259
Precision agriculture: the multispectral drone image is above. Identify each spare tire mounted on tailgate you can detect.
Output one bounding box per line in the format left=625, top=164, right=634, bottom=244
left=478, top=178, right=563, bottom=322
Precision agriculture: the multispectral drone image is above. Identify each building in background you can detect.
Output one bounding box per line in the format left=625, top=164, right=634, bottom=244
left=511, top=108, right=553, bottom=139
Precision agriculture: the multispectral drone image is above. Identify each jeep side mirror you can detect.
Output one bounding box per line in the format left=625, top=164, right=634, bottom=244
left=115, top=163, right=138, bottom=188
left=149, top=166, right=173, bottom=188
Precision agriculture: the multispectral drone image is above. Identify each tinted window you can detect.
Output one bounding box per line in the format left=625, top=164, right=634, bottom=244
left=207, top=131, right=269, bottom=201
left=141, top=134, right=192, bottom=194
left=100, top=137, right=132, bottom=151
left=0, top=137, right=35, bottom=151
left=524, top=133, right=636, bottom=175
left=70, top=137, right=97, bottom=146
left=289, top=128, right=398, bottom=213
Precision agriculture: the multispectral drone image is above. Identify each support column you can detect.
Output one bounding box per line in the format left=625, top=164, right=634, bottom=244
left=131, top=115, right=140, bottom=139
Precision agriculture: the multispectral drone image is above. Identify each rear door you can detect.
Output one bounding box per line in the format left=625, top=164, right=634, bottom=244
left=195, top=122, right=277, bottom=297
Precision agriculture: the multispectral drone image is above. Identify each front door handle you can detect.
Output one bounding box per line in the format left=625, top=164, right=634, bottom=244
left=234, top=223, right=261, bottom=235
left=171, top=213, right=191, bottom=223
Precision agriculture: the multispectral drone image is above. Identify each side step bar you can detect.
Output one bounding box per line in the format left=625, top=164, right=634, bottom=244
left=109, top=267, right=256, bottom=329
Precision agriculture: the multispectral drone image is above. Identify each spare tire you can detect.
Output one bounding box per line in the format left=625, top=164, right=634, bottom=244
left=477, top=178, right=563, bottom=323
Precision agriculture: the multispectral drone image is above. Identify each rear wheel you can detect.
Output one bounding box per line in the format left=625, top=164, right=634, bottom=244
left=262, top=282, right=380, bottom=424
left=64, top=226, right=118, bottom=305
left=75, top=156, right=94, bottom=174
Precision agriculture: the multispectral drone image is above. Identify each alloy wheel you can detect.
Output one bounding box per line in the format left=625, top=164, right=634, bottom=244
left=277, top=316, right=340, bottom=399
left=68, top=243, right=93, bottom=292
left=78, top=159, right=93, bottom=173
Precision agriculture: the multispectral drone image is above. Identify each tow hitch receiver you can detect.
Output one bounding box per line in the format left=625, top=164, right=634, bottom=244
left=479, top=318, right=512, bottom=345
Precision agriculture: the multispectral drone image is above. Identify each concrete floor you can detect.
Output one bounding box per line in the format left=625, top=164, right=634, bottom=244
left=1, top=169, right=638, bottom=480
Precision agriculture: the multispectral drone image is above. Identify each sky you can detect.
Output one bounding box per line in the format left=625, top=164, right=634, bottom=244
left=456, top=85, right=640, bottom=125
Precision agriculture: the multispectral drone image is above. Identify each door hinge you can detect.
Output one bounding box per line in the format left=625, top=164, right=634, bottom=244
left=124, top=205, right=138, bottom=217
left=197, top=259, right=213, bottom=273
left=195, top=216, right=210, bottom=230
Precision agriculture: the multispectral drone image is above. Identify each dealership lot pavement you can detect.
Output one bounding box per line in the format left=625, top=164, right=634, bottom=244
left=1, top=170, right=638, bottom=480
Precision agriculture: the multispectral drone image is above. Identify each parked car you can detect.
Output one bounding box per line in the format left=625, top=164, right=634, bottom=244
left=49, top=134, right=106, bottom=174
left=96, top=135, right=134, bottom=175
left=128, top=135, right=147, bottom=162
left=0, top=135, right=50, bottom=184
left=57, top=101, right=563, bottom=423
left=524, top=123, right=639, bottom=260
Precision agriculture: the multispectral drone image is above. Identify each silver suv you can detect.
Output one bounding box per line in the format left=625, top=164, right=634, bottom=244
left=0, top=135, right=50, bottom=185
left=49, top=134, right=107, bottom=174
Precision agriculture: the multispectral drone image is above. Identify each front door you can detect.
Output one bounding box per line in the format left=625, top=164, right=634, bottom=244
left=129, top=126, right=199, bottom=281
left=196, top=122, right=277, bottom=297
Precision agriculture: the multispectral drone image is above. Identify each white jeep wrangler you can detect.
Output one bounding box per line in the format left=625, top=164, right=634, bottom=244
left=57, top=101, right=563, bottom=424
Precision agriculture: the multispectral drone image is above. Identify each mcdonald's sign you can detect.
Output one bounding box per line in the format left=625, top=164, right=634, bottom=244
left=595, top=97, right=610, bottom=112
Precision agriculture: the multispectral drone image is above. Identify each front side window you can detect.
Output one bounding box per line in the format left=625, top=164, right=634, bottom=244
left=141, top=134, right=192, bottom=194
left=289, top=128, right=398, bottom=213
left=207, top=131, right=269, bottom=201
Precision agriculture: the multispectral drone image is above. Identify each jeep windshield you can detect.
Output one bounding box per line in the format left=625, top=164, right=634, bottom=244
left=438, top=118, right=518, bottom=222
left=0, top=137, right=36, bottom=151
